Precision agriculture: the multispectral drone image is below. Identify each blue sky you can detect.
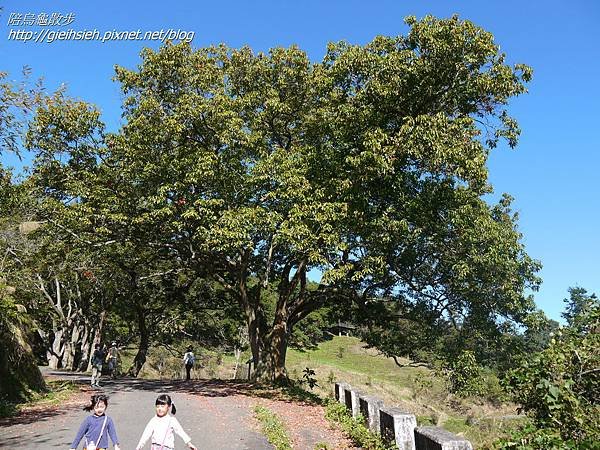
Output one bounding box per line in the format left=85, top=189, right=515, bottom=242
left=1, top=1, right=599, bottom=321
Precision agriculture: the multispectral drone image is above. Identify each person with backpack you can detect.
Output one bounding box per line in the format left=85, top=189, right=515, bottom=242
left=182, top=346, right=195, bottom=381
left=69, top=394, right=121, bottom=450
left=90, top=343, right=106, bottom=388
left=106, top=342, right=119, bottom=379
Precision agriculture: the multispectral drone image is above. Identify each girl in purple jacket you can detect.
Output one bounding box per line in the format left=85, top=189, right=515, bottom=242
left=69, top=394, right=121, bottom=450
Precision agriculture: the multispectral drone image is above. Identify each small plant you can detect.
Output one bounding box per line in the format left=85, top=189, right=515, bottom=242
left=254, top=405, right=293, bottom=450
left=324, top=399, right=395, bottom=450
left=416, top=415, right=435, bottom=426
left=302, top=367, right=318, bottom=390
left=314, top=442, right=332, bottom=450
left=336, top=346, right=345, bottom=359
left=326, top=370, right=336, bottom=384
left=411, top=373, right=434, bottom=400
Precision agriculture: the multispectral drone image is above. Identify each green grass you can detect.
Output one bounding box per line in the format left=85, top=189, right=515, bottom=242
left=285, top=336, right=441, bottom=404
left=254, top=405, right=293, bottom=450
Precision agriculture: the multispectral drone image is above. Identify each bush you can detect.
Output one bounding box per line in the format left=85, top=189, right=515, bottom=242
left=498, top=297, right=599, bottom=447
left=444, top=350, right=484, bottom=397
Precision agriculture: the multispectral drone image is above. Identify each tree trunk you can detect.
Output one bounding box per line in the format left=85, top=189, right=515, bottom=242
left=87, top=309, right=106, bottom=371
left=63, top=322, right=82, bottom=370
left=269, top=320, right=289, bottom=384
left=47, top=328, right=63, bottom=369
left=78, top=323, right=92, bottom=371
left=250, top=308, right=289, bottom=384
left=66, top=319, right=90, bottom=371
left=128, top=302, right=149, bottom=377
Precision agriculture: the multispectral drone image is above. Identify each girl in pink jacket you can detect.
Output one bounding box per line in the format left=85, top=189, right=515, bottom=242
left=135, top=394, right=197, bottom=450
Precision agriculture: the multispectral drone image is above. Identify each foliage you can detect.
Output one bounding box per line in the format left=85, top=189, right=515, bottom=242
left=444, top=350, right=484, bottom=397
left=411, top=372, right=434, bottom=400
left=1, top=67, right=51, bottom=399
left=301, top=367, right=318, bottom=390
left=562, top=287, right=598, bottom=328
left=493, top=422, right=597, bottom=450
left=0, top=380, right=78, bottom=418
left=21, top=14, right=539, bottom=383
left=0, top=68, right=47, bottom=157
left=289, top=306, right=334, bottom=350
left=0, top=287, right=47, bottom=403
left=254, top=405, right=293, bottom=450
left=501, top=289, right=599, bottom=446
left=324, top=400, right=395, bottom=450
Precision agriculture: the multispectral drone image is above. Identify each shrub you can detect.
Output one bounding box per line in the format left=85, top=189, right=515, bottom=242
left=444, top=350, right=484, bottom=397
left=498, top=297, right=599, bottom=447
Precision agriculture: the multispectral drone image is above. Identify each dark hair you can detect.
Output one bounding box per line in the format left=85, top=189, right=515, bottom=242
left=84, top=394, right=109, bottom=412
left=155, top=394, right=176, bottom=414
left=186, top=345, right=193, bottom=352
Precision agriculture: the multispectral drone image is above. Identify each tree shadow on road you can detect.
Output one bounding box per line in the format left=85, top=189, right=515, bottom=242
left=1, top=369, right=322, bottom=428
left=103, top=377, right=323, bottom=405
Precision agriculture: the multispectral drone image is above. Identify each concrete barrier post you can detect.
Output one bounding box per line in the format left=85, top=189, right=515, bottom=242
left=414, top=427, right=473, bottom=450
left=349, top=389, right=361, bottom=418
left=358, top=394, right=385, bottom=433
left=379, top=407, right=417, bottom=450
left=334, top=382, right=350, bottom=403
left=343, top=386, right=353, bottom=412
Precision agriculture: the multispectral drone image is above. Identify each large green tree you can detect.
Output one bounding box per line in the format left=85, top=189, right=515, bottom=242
left=27, top=15, right=540, bottom=382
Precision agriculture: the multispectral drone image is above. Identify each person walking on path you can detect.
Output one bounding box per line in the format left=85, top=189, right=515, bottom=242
left=69, top=394, right=121, bottom=450
left=182, top=346, right=195, bottom=381
left=91, top=344, right=106, bottom=388
left=135, top=394, right=198, bottom=450
left=106, top=342, right=119, bottom=379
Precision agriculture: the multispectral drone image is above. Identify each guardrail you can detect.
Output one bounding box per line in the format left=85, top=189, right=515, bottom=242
left=334, top=382, right=473, bottom=450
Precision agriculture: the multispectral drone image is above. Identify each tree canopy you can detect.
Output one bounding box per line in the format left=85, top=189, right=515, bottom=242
left=18, top=15, right=541, bottom=382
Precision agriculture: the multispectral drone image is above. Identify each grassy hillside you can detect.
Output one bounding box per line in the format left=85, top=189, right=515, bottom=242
left=285, top=336, right=525, bottom=448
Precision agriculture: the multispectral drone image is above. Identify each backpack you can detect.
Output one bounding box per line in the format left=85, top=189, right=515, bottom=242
left=184, top=352, right=195, bottom=366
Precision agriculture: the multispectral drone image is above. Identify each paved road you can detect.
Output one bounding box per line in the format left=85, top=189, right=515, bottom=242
left=0, top=371, right=273, bottom=450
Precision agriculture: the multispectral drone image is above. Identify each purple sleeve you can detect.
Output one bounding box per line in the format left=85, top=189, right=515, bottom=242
left=70, top=416, right=91, bottom=448
left=108, top=416, right=120, bottom=445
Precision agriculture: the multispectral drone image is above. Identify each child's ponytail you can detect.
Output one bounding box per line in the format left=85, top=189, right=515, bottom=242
left=83, top=394, right=109, bottom=411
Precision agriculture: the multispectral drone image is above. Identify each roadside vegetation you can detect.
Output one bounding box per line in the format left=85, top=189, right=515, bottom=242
left=324, top=400, right=394, bottom=450
left=254, top=405, right=293, bottom=450
left=0, top=380, right=78, bottom=419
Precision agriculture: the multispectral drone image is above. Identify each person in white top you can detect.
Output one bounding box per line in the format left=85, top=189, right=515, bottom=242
left=135, top=394, right=197, bottom=450
left=183, top=346, right=195, bottom=381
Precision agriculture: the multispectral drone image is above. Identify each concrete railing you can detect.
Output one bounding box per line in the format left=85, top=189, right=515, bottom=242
left=334, top=382, right=473, bottom=450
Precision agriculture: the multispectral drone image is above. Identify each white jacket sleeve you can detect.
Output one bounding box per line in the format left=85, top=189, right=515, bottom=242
left=171, top=417, right=191, bottom=444
left=136, top=417, right=155, bottom=449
